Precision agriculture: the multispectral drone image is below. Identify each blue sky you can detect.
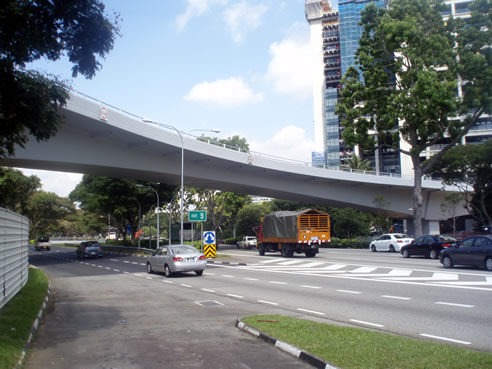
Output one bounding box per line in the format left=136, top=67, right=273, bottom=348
left=22, top=0, right=339, bottom=196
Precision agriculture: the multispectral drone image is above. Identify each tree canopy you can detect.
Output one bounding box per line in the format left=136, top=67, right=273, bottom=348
left=335, top=0, right=491, bottom=236
left=0, top=0, right=120, bottom=158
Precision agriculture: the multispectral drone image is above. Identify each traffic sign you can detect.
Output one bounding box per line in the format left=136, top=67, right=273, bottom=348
left=203, top=231, right=216, bottom=245
left=189, top=210, right=207, bottom=222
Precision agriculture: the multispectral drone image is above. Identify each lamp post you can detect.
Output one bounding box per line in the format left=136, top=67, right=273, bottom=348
left=166, top=194, right=178, bottom=245
left=136, top=184, right=160, bottom=249
left=188, top=129, right=221, bottom=135
left=142, top=118, right=186, bottom=244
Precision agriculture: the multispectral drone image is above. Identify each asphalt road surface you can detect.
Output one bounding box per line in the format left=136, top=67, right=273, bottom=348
left=25, top=245, right=492, bottom=368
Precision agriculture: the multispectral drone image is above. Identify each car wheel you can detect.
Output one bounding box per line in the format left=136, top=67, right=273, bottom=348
left=195, top=270, right=204, bottom=276
left=164, top=264, right=173, bottom=278
left=146, top=262, right=153, bottom=274
left=259, top=244, right=265, bottom=256
left=402, top=249, right=410, bottom=258
left=389, top=245, right=395, bottom=253
left=236, top=243, right=240, bottom=249
left=485, top=257, right=492, bottom=271
left=430, top=249, right=439, bottom=259
left=442, top=255, right=453, bottom=269
left=371, top=244, right=377, bottom=252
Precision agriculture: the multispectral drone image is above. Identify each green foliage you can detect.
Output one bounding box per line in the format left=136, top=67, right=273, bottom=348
left=327, top=238, right=369, bottom=249
left=198, top=134, right=250, bottom=152
left=330, top=207, right=371, bottom=238
left=0, top=167, right=40, bottom=212
left=69, top=175, right=175, bottom=239
left=235, top=203, right=271, bottom=237
left=335, top=0, right=491, bottom=236
left=342, top=155, right=372, bottom=171
left=0, top=0, right=120, bottom=158
left=431, top=140, right=492, bottom=226
left=269, top=199, right=308, bottom=212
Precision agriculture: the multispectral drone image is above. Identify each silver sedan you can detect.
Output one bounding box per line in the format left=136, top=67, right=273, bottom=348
left=146, top=245, right=207, bottom=277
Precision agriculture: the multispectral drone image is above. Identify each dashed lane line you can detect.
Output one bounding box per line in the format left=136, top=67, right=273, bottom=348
left=226, top=293, right=244, bottom=299
left=337, top=289, right=361, bottom=294
left=258, top=300, right=279, bottom=306
left=435, top=302, right=475, bottom=308
left=420, top=333, right=471, bottom=345
left=350, top=319, right=384, bottom=328
left=381, top=295, right=412, bottom=300
left=300, top=285, right=322, bottom=289
left=297, top=308, right=325, bottom=316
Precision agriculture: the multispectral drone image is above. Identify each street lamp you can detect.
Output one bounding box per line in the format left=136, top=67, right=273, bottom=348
left=142, top=118, right=186, bottom=244
left=136, top=184, right=160, bottom=249
left=188, top=129, right=221, bottom=135
left=166, top=194, right=179, bottom=245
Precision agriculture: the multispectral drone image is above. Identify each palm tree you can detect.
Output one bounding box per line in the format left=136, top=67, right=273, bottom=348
left=342, top=154, right=372, bottom=171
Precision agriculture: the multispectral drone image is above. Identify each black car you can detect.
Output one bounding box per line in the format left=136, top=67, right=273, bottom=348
left=76, top=241, right=103, bottom=258
left=401, top=234, right=456, bottom=259
left=439, top=235, right=492, bottom=271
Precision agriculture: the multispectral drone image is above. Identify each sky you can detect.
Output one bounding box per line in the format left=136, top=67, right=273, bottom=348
left=20, top=0, right=339, bottom=197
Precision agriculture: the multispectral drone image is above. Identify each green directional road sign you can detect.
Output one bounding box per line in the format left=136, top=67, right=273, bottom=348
left=188, top=210, right=207, bottom=222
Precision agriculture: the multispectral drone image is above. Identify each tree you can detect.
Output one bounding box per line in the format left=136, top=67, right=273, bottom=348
left=372, top=195, right=392, bottom=235
left=0, top=0, right=120, bottom=158
left=330, top=207, right=371, bottom=238
left=342, top=155, right=371, bottom=171
left=440, top=193, right=463, bottom=239
left=430, top=140, right=492, bottom=228
left=198, top=135, right=250, bottom=152
left=0, top=167, right=41, bottom=212
left=70, top=176, right=175, bottom=240
left=25, top=191, right=75, bottom=237
left=335, top=0, right=491, bottom=237
left=235, top=203, right=271, bottom=237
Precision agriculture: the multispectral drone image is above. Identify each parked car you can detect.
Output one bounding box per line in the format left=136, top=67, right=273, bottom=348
left=146, top=245, right=207, bottom=277
left=369, top=233, right=414, bottom=252
left=35, top=236, right=51, bottom=251
left=401, top=234, right=456, bottom=259
left=440, top=235, right=492, bottom=271
left=76, top=241, right=103, bottom=258
left=237, top=236, right=257, bottom=249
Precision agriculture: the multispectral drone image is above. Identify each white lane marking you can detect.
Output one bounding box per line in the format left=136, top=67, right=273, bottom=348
left=91, top=264, right=96, bottom=267
left=300, top=285, right=322, bottom=289
left=297, top=308, right=325, bottom=315
left=180, top=284, right=192, bottom=288
left=258, top=300, right=279, bottom=306
left=162, top=280, right=173, bottom=284
left=146, top=277, right=153, bottom=280
left=323, top=264, right=347, bottom=270
left=114, top=269, right=120, bottom=272
left=244, top=278, right=258, bottom=281
left=226, top=293, right=244, bottom=298
left=123, top=271, right=130, bottom=274
left=350, top=267, right=377, bottom=273
left=110, top=259, right=118, bottom=261
left=260, top=259, right=283, bottom=264
left=140, top=263, right=146, bottom=266
left=337, top=289, right=361, bottom=294
left=131, top=262, right=138, bottom=265
left=221, top=275, right=235, bottom=278
left=97, top=265, right=103, bottom=268
left=381, top=295, right=412, bottom=300
left=135, top=274, right=144, bottom=277
left=205, top=272, right=215, bottom=275
left=277, top=260, right=305, bottom=265
left=269, top=281, right=287, bottom=285
left=123, top=261, right=130, bottom=263
left=435, top=302, right=475, bottom=308
left=105, top=267, right=111, bottom=270
left=381, top=272, right=459, bottom=281
left=301, top=262, right=325, bottom=268
left=350, top=319, right=384, bottom=328
left=201, top=288, right=215, bottom=292
left=435, top=277, right=492, bottom=286
left=420, top=334, right=471, bottom=345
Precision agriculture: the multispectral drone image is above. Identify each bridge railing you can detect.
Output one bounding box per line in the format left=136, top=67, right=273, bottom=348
left=0, top=208, right=30, bottom=310
left=69, top=90, right=443, bottom=184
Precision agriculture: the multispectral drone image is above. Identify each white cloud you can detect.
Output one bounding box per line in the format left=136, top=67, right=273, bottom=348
left=184, top=77, right=263, bottom=106
left=19, top=169, right=82, bottom=198
left=249, top=125, right=314, bottom=163
left=176, top=0, right=228, bottom=32
left=223, top=1, right=268, bottom=43
left=265, top=26, right=314, bottom=99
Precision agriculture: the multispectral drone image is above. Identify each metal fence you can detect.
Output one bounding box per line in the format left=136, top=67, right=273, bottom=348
left=0, top=207, right=29, bottom=310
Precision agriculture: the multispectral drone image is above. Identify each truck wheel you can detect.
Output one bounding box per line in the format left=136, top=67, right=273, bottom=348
left=305, top=250, right=316, bottom=258
left=259, top=244, right=265, bottom=256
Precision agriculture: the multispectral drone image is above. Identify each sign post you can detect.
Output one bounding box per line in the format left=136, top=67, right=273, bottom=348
left=203, top=231, right=216, bottom=258
left=189, top=211, right=207, bottom=250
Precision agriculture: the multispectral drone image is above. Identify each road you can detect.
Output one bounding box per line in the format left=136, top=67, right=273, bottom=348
left=25, top=245, right=491, bottom=368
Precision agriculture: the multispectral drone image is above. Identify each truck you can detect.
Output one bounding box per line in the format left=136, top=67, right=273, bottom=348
left=253, top=209, right=330, bottom=258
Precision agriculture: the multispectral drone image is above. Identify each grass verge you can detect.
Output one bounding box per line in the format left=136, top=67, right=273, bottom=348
left=242, top=315, right=492, bottom=369
left=0, top=268, right=49, bottom=369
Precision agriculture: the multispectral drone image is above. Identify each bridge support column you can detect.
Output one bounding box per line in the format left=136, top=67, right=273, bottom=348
left=423, top=220, right=440, bottom=235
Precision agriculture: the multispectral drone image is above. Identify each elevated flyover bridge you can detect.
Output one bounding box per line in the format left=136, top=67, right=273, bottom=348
left=3, top=92, right=465, bottom=234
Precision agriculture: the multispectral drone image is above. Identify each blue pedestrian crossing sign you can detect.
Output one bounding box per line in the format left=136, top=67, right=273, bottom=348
left=203, top=231, right=216, bottom=245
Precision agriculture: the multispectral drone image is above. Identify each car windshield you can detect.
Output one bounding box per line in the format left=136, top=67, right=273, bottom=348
left=394, top=234, right=410, bottom=239
left=38, top=236, right=49, bottom=242
left=171, top=245, right=198, bottom=255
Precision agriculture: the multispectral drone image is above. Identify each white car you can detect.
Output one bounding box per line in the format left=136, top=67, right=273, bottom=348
left=237, top=236, right=257, bottom=249
left=369, top=233, right=413, bottom=252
